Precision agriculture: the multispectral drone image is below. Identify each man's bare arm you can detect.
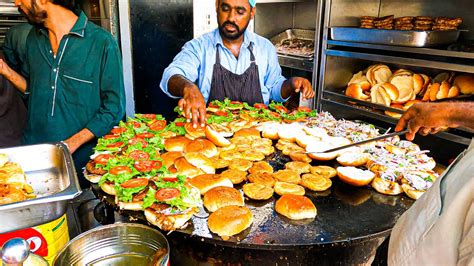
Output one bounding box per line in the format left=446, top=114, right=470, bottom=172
left=0, top=59, right=27, bottom=93
left=168, top=75, right=206, bottom=127
left=64, top=128, right=95, bottom=153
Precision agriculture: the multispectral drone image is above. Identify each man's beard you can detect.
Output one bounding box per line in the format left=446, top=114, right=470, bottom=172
left=18, top=0, right=47, bottom=26
left=218, top=20, right=250, bottom=41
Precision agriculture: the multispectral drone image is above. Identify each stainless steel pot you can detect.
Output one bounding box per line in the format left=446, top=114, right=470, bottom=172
left=53, top=223, right=169, bottom=266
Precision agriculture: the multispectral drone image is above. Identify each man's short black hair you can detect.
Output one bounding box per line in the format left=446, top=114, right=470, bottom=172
left=51, top=0, right=81, bottom=11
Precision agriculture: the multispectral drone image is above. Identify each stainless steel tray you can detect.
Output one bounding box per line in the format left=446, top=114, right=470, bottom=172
left=330, top=27, right=461, bottom=47
left=271, top=29, right=315, bottom=59
left=0, top=143, right=81, bottom=233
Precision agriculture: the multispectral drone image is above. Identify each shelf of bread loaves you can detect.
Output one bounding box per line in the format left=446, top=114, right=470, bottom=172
left=345, top=64, right=474, bottom=118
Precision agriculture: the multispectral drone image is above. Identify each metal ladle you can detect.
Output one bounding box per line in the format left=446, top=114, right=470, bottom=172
left=1, top=238, right=30, bottom=266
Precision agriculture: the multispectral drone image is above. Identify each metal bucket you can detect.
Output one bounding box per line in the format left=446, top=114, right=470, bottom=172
left=53, top=223, right=169, bottom=266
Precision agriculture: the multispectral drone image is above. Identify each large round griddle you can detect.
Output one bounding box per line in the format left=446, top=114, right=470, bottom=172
left=91, top=151, right=414, bottom=250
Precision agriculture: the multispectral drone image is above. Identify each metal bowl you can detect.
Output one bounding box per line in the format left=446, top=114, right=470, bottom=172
left=53, top=223, right=169, bottom=266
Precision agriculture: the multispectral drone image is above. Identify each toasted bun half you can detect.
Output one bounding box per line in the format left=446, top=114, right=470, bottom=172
left=234, top=128, right=261, bottom=139
left=275, top=195, right=317, bottom=220
left=273, top=169, right=301, bottom=184
left=336, top=152, right=369, bottom=167
left=285, top=161, right=311, bottom=175
left=184, top=139, right=218, bottom=158
left=164, top=136, right=191, bottom=152
left=337, top=166, right=375, bottom=186
left=453, top=74, right=474, bottom=94
left=84, top=171, right=102, bottom=184
left=205, top=125, right=231, bottom=147
left=306, top=141, right=339, bottom=161
left=371, top=178, right=403, bottom=195
left=184, top=123, right=206, bottom=139
left=161, top=151, right=184, bottom=168
left=274, top=181, right=305, bottom=196
left=188, top=174, right=233, bottom=195
left=228, top=158, right=253, bottom=171
left=220, top=169, right=247, bottom=184
left=300, top=174, right=332, bottom=191
left=248, top=161, right=273, bottom=174
left=144, top=207, right=198, bottom=231
left=118, top=200, right=144, bottom=211
left=203, top=186, right=244, bottom=212
left=208, top=206, right=253, bottom=240
left=242, top=183, right=274, bottom=200
left=346, top=84, right=370, bottom=100
left=401, top=183, right=425, bottom=200
left=310, top=166, right=337, bottom=178
left=184, top=152, right=215, bottom=174
left=100, top=182, right=117, bottom=196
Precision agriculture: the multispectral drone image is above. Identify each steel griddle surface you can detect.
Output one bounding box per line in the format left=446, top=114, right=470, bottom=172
left=92, top=151, right=413, bottom=250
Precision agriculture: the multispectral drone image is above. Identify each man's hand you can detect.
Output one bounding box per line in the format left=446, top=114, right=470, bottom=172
left=395, top=102, right=455, bottom=141
left=281, top=77, right=315, bottom=100
left=181, top=85, right=207, bottom=128
left=64, top=128, right=95, bottom=153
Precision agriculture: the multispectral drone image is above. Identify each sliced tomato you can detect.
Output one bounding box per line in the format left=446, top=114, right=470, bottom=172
left=168, top=165, right=177, bottom=174
left=128, top=150, right=150, bottom=161
left=103, top=134, right=120, bottom=140
left=110, top=166, right=132, bottom=175
left=120, top=178, right=148, bottom=188
left=231, top=101, right=242, bottom=105
left=274, top=105, right=288, bottom=113
left=155, top=188, right=180, bottom=201
left=208, top=103, right=219, bottom=109
left=269, top=112, right=281, bottom=118
left=128, top=138, right=147, bottom=148
left=162, top=177, right=178, bottom=183
left=175, top=122, right=185, bottom=127
left=127, top=121, right=142, bottom=128
left=297, top=106, right=312, bottom=112
left=214, top=110, right=228, bottom=117
left=106, top=142, right=124, bottom=148
left=93, top=154, right=114, bottom=164
left=254, top=103, right=268, bottom=109
left=136, top=132, right=155, bottom=139
left=149, top=120, right=167, bottom=131
left=134, top=160, right=162, bottom=172
left=110, top=127, right=126, bottom=135
left=141, top=114, right=156, bottom=119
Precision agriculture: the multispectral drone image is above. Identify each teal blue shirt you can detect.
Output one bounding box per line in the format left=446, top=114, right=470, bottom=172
left=22, top=12, right=125, bottom=144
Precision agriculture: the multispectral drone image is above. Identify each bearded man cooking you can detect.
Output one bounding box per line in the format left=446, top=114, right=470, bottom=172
left=160, top=0, right=315, bottom=127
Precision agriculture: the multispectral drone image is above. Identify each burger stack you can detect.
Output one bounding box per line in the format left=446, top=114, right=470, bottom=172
left=394, top=16, right=414, bottom=30
left=360, top=16, right=376, bottom=29
left=374, top=15, right=394, bottom=30
left=414, top=16, right=434, bottom=31
left=432, top=17, right=463, bottom=31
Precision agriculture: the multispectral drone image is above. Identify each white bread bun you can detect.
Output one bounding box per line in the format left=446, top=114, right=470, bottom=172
left=381, top=83, right=399, bottom=101
left=144, top=207, right=198, bottom=231
left=421, top=84, right=432, bottom=102
left=228, top=120, right=249, bottom=133
left=208, top=123, right=233, bottom=137
left=348, top=71, right=371, bottom=91
left=203, top=186, right=244, bottom=212
left=371, top=177, right=403, bottom=195
left=370, top=84, right=391, bottom=107
left=295, top=134, right=315, bottom=148
left=302, top=126, right=328, bottom=139
left=384, top=104, right=404, bottom=119
left=447, top=85, right=460, bottom=98
left=274, top=181, right=305, bottom=196
left=305, top=141, right=338, bottom=161
left=174, top=157, right=205, bottom=177
left=289, top=151, right=312, bottom=164
left=367, top=64, right=392, bottom=85
left=429, top=82, right=441, bottom=102
left=100, top=182, right=117, bottom=196
left=401, top=183, right=424, bottom=200
left=164, top=136, right=191, bottom=152
left=436, top=81, right=450, bottom=100
left=188, top=174, right=233, bottom=195
left=310, top=166, right=337, bottom=178
left=248, top=161, right=273, bottom=174
left=336, top=166, right=375, bottom=186
left=184, top=139, right=218, bottom=158
left=275, top=195, right=317, bottom=220
left=453, top=74, right=474, bottom=94
left=220, top=169, right=247, bottom=184
left=243, top=183, right=274, bottom=200
left=285, top=161, right=311, bottom=175
left=228, top=158, right=253, bottom=171
left=273, top=169, right=301, bottom=184
left=278, top=123, right=303, bottom=142
left=118, top=200, right=144, bottom=211
left=161, top=151, right=184, bottom=168
left=300, top=173, right=332, bottom=191
left=205, top=125, right=231, bottom=147
left=83, top=170, right=102, bottom=184
left=402, top=100, right=421, bottom=111
left=208, top=206, right=253, bottom=240
left=390, top=75, right=415, bottom=104
left=412, top=74, right=424, bottom=95
left=336, top=152, right=369, bottom=167
left=346, top=84, right=370, bottom=100
left=247, top=172, right=276, bottom=187
left=184, top=152, right=216, bottom=174
left=257, top=122, right=280, bottom=140
left=184, top=123, right=206, bottom=139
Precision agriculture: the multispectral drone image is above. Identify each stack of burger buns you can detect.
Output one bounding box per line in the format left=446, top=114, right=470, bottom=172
left=360, top=15, right=463, bottom=31
left=346, top=64, right=472, bottom=118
